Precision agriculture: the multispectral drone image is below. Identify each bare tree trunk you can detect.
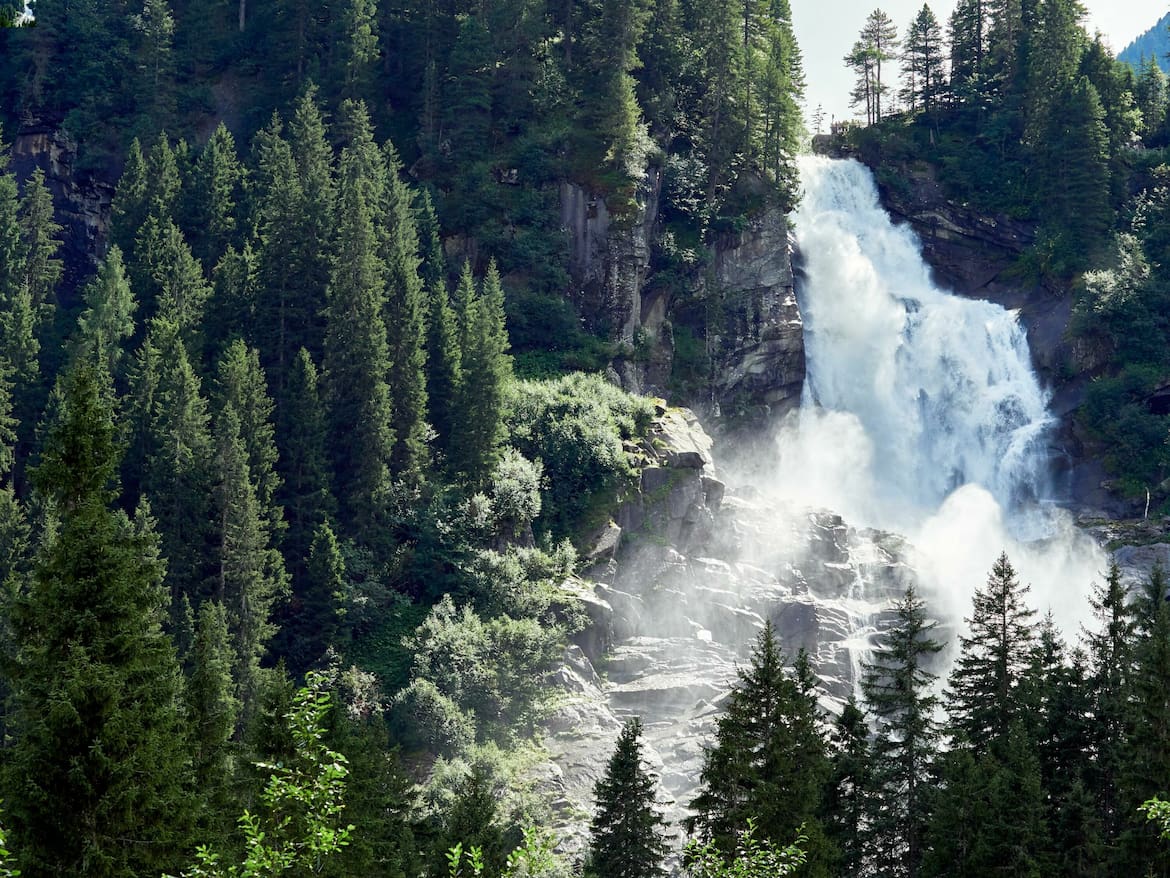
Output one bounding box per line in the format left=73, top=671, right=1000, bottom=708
left=238, top=0, right=245, bottom=33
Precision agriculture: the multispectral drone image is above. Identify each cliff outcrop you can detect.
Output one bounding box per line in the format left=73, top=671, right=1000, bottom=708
left=561, top=173, right=805, bottom=425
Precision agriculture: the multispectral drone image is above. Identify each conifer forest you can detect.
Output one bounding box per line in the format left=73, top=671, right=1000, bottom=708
left=3, top=0, right=1170, bottom=876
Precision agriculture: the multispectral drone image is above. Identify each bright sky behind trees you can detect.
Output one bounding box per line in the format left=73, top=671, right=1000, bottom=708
left=795, top=0, right=1159, bottom=126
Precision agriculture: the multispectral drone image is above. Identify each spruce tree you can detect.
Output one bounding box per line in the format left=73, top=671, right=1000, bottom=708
left=454, top=260, right=511, bottom=484
left=18, top=167, right=63, bottom=322
left=3, top=363, right=192, bottom=877
left=1083, top=561, right=1135, bottom=843
left=215, top=339, right=283, bottom=538
left=901, top=4, right=946, bottom=115
left=586, top=717, right=670, bottom=878
left=861, top=585, right=943, bottom=878
left=946, top=551, right=1038, bottom=753
left=1118, top=564, right=1170, bottom=875
left=688, top=625, right=832, bottom=873
left=383, top=141, right=430, bottom=482
left=212, top=402, right=287, bottom=718
left=824, top=696, right=870, bottom=878
left=323, top=160, right=395, bottom=539
left=73, top=245, right=137, bottom=378
left=187, top=599, right=240, bottom=837
left=110, top=140, right=149, bottom=259
left=274, top=347, right=334, bottom=592
left=283, top=521, right=346, bottom=675
left=183, top=121, right=243, bottom=270
left=128, top=318, right=216, bottom=606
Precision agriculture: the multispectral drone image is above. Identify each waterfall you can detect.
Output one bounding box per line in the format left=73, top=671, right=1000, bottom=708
left=775, top=156, right=1101, bottom=635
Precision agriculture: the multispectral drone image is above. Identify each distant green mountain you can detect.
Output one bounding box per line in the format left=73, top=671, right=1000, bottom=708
left=1119, top=11, right=1170, bottom=72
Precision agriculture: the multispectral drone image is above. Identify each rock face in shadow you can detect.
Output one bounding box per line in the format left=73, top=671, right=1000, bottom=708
left=540, top=409, right=921, bottom=855
left=709, top=208, right=806, bottom=423
left=10, top=127, right=114, bottom=297
left=560, top=175, right=805, bottom=424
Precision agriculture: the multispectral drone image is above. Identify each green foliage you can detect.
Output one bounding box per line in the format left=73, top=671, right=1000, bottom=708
left=507, top=372, right=652, bottom=538
left=6, top=364, right=193, bottom=877
left=688, top=626, right=832, bottom=875
left=684, top=820, right=806, bottom=878
left=170, top=672, right=353, bottom=878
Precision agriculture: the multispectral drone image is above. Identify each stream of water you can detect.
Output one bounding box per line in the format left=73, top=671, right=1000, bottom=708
left=775, top=156, right=1101, bottom=634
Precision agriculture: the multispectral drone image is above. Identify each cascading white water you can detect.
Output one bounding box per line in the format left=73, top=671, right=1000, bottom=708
left=775, top=155, right=1102, bottom=635
left=785, top=156, right=1052, bottom=533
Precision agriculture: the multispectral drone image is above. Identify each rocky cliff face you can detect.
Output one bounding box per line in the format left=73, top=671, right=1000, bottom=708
left=539, top=407, right=922, bottom=853
left=561, top=175, right=805, bottom=423
left=10, top=127, right=113, bottom=295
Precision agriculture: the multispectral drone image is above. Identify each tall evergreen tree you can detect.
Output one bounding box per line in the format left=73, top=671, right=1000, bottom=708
left=586, top=717, right=670, bottom=878
left=1118, top=564, right=1170, bottom=875
left=274, top=347, right=334, bottom=587
left=688, top=625, right=832, bottom=874
left=3, top=364, right=192, bottom=877
left=183, top=122, right=243, bottom=271
left=212, top=402, right=288, bottom=717
left=861, top=585, right=943, bottom=878
left=322, top=160, right=395, bottom=539
left=453, top=260, right=511, bottom=484
left=382, top=142, right=430, bottom=482
left=187, top=599, right=240, bottom=838
left=946, top=551, right=1038, bottom=753
left=1083, top=561, right=1135, bottom=845
left=128, top=318, right=216, bottom=606
left=901, top=4, right=946, bottom=115
left=73, top=245, right=137, bottom=378
left=18, top=167, right=63, bottom=323
left=824, top=696, right=870, bottom=878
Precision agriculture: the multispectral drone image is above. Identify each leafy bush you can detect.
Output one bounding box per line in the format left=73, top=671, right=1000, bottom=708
left=508, top=373, right=654, bottom=539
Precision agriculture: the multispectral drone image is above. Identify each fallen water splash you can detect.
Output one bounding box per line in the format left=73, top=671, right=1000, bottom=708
left=774, top=156, right=1102, bottom=637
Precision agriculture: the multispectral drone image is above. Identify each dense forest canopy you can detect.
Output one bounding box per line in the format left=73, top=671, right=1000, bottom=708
left=1, top=1, right=1170, bottom=876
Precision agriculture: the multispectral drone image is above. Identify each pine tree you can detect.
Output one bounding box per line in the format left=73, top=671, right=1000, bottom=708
left=129, top=318, right=216, bottom=606
left=949, top=0, right=988, bottom=97
left=688, top=626, right=832, bottom=873
left=73, top=245, right=137, bottom=378
left=137, top=218, right=212, bottom=352
left=212, top=402, right=288, bottom=718
left=861, top=8, right=900, bottom=122
left=824, top=696, right=870, bottom=878
left=283, top=521, right=345, bottom=676
left=214, top=339, right=283, bottom=538
left=187, top=599, right=240, bottom=837
left=18, top=167, right=63, bottom=322
left=323, top=160, right=395, bottom=539
left=1083, top=561, right=1135, bottom=844
left=274, top=347, right=334, bottom=591
left=1036, top=76, right=1112, bottom=273
left=3, top=363, right=192, bottom=877
left=110, top=138, right=150, bottom=258
left=946, top=551, right=1038, bottom=753
left=861, top=585, right=943, bottom=878
left=130, top=0, right=176, bottom=135
left=1136, top=55, right=1167, bottom=142
left=383, top=141, right=430, bottom=482
left=1118, top=564, right=1170, bottom=875
left=586, top=717, right=670, bottom=878
left=923, top=724, right=1050, bottom=878
left=454, top=260, right=511, bottom=484
left=901, top=4, right=946, bottom=115
left=183, top=121, right=243, bottom=270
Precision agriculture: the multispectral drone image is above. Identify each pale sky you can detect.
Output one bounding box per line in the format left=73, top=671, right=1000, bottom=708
left=795, top=0, right=1165, bottom=128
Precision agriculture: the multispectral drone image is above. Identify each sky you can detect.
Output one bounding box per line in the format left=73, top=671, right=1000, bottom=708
left=794, top=0, right=1163, bottom=128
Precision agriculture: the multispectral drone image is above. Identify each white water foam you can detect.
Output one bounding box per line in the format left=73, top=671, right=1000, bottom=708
left=775, top=156, right=1102, bottom=637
